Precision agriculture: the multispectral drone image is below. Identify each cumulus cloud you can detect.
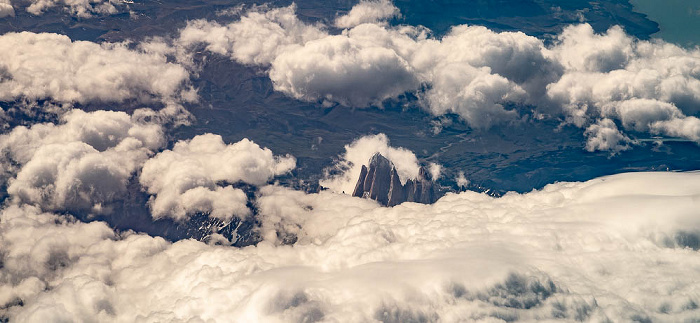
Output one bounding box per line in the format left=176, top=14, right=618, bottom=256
left=420, top=24, right=559, bottom=102
left=583, top=118, right=632, bottom=153
left=139, top=134, right=296, bottom=221
left=320, top=133, right=423, bottom=194
left=547, top=24, right=700, bottom=142
left=178, top=3, right=700, bottom=150
left=0, top=0, right=14, bottom=17
left=422, top=63, right=525, bottom=127
left=3, top=172, right=700, bottom=321
left=428, top=162, right=441, bottom=179
left=551, top=24, right=634, bottom=73
left=177, top=4, right=326, bottom=66
left=0, top=109, right=164, bottom=213
left=0, top=32, right=193, bottom=106
left=455, top=171, right=469, bottom=188
left=334, top=0, right=399, bottom=29
left=268, top=28, right=420, bottom=107
left=23, top=0, right=125, bottom=17
left=176, top=3, right=544, bottom=125
left=650, top=116, right=700, bottom=142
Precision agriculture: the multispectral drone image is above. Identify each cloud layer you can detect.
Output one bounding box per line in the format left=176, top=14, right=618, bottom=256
left=2, top=171, right=700, bottom=321
left=177, top=2, right=700, bottom=150
left=2, top=1, right=700, bottom=321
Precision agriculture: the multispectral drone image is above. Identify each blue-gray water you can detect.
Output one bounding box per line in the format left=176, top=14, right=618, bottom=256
left=631, top=0, right=700, bottom=47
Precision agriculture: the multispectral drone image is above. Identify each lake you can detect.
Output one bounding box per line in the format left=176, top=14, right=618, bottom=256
left=630, top=0, right=700, bottom=47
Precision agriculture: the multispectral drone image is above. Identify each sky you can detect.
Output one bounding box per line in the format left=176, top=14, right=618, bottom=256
left=1, top=0, right=700, bottom=322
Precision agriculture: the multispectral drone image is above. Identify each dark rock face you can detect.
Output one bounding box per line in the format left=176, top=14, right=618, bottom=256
left=352, top=153, right=444, bottom=206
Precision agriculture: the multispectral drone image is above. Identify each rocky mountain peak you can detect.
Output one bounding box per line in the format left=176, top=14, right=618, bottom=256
left=352, top=153, right=444, bottom=206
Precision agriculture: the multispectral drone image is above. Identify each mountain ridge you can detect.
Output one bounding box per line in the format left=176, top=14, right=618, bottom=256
left=352, top=153, right=444, bottom=206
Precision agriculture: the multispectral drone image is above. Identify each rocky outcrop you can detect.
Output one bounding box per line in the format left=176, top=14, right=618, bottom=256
left=352, top=153, right=444, bottom=206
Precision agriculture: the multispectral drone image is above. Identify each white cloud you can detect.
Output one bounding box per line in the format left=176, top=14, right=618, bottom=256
left=410, top=24, right=558, bottom=125
left=0, top=32, right=193, bottom=105
left=0, top=0, right=14, bottom=17
left=24, top=0, right=124, bottom=17
left=583, top=118, right=632, bottom=153
left=178, top=5, right=326, bottom=66
left=334, top=0, right=399, bottom=29
left=176, top=4, right=545, bottom=126
left=139, top=134, right=296, bottom=221
left=0, top=109, right=164, bottom=213
left=269, top=28, right=420, bottom=107
left=551, top=24, right=634, bottom=73
left=178, top=4, right=700, bottom=151
left=650, top=116, right=700, bottom=142
left=547, top=24, right=700, bottom=141
left=428, top=162, right=441, bottom=179
left=421, top=24, right=560, bottom=100
left=422, top=63, right=525, bottom=127
left=320, top=133, right=422, bottom=194
left=456, top=171, right=469, bottom=188
left=3, top=172, right=700, bottom=321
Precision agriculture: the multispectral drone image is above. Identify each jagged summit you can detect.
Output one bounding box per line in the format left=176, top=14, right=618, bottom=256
left=352, top=153, right=444, bottom=206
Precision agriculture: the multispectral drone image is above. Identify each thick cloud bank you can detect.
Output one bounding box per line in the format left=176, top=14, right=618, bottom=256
left=0, top=32, right=192, bottom=106
left=2, top=172, right=700, bottom=321
left=178, top=2, right=700, bottom=150
left=139, top=134, right=296, bottom=221
left=0, top=109, right=164, bottom=213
